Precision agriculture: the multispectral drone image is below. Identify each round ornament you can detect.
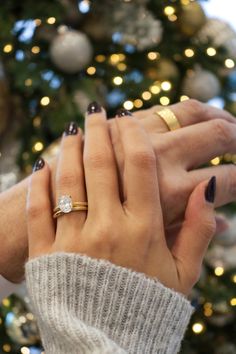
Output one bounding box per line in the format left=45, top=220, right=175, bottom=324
left=50, top=29, right=93, bottom=73
left=197, top=18, right=236, bottom=59
left=147, top=58, right=179, bottom=81
left=182, top=67, right=221, bottom=102
left=178, top=2, right=206, bottom=36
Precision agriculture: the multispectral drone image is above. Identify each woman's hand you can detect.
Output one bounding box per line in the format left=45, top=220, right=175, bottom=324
left=27, top=103, right=216, bottom=295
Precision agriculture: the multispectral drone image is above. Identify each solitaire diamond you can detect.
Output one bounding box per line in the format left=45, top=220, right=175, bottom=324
left=58, top=195, right=73, bottom=213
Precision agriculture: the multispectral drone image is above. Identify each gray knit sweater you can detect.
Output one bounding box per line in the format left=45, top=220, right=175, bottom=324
left=25, top=253, right=194, bottom=354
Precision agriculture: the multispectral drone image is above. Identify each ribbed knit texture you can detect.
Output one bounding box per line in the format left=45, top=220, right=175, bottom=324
left=25, top=253, right=194, bottom=354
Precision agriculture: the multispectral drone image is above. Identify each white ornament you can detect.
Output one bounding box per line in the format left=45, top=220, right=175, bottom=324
left=182, top=67, right=221, bottom=102
left=197, top=18, right=236, bottom=59
left=50, top=30, right=93, bottom=73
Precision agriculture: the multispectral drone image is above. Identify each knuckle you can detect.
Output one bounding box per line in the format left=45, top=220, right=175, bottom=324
left=212, top=119, right=233, bottom=147
left=129, top=149, right=156, bottom=169
left=185, top=99, right=203, bottom=114
left=58, top=172, right=78, bottom=189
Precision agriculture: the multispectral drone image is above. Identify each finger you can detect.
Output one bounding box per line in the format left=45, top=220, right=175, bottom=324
left=165, top=119, right=236, bottom=170
left=172, top=177, right=216, bottom=293
left=56, top=122, right=86, bottom=230
left=115, top=110, right=161, bottom=217
left=189, top=164, right=236, bottom=207
left=84, top=102, right=120, bottom=214
left=134, top=100, right=236, bottom=134
left=27, top=158, right=54, bottom=258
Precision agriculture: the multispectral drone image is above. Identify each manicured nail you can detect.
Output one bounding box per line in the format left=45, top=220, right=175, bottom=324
left=65, top=122, right=78, bottom=136
left=33, top=157, right=45, bottom=172
left=87, top=101, right=102, bottom=114
left=205, top=176, right=216, bottom=203
left=116, top=108, right=132, bottom=117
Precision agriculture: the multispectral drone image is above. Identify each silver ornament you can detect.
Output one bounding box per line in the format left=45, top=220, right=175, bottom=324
left=50, top=29, right=93, bottom=73
left=182, top=67, right=221, bottom=102
left=197, top=18, right=236, bottom=59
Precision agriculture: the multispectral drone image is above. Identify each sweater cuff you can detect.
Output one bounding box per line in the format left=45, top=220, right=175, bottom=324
left=26, top=253, right=194, bottom=354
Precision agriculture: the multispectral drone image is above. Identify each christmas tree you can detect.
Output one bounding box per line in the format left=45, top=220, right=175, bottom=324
left=1, top=0, right=236, bottom=353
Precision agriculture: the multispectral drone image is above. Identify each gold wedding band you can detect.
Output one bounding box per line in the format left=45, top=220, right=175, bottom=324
left=155, top=108, right=181, bottom=131
left=53, top=205, right=88, bottom=219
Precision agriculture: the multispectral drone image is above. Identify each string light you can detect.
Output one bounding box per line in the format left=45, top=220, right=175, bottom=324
left=181, top=0, right=190, bottom=4
left=160, top=96, right=170, bottom=105
left=230, top=298, right=236, bottom=306
left=147, top=52, right=159, bottom=60
left=123, top=100, right=134, bottom=110
left=150, top=85, right=161, bottom=94
left=47, top=17, right=56, bottom=24
left=192, top=322, right=204, bottom=334
left=164, top=6, right=175, bottom=16
left=180, top=95, right=189, bottom=101
left=232, top=274, right=236, bottom=283
left=118, top=53, right=126, bottom=61
left=2, top=344, right=11, bottom=353
left=87, top=66, right=96, bottom=75
left=110, top=54, right=120, bottom=64
left=184, top=48, right=195, bottom=57
left=3, top=44, right=13, bottom=53
left=33, top=116, right=41, bottom=127
left=117, top=63, right=127, bottom=71
left=214, top=266, right=224, bottom=276
left=95, top=54, right=106, bottom=62
left=168, top=14, right=177, bottom=22
left=134, top=99, right=143, bottom=108
left=25, top=78, right=32, bottom=87
left=142, top=91, right=152, bottom=101
left=113, top=76, right=123, bottom=85
left=31, top=46, right=40, bottom=54
left=35, top=19, right=42, bottom=26
left=33, top=142, right=44, bottom=152
left=206, top=47, right=217, bottom=56
left=225, top=58, right=235, bottom=69
left=204, top=302, right=213, bottom=317
left=211, top=157, right=221, bottom=165
left=161, top=81, right=172, bottom=91
left=40, top=96, right=50, bottom=106
left=21, top=347, right=30, bottom=354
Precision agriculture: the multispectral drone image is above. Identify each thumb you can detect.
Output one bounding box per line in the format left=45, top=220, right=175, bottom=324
left=172, top=176, right=216, bottom=291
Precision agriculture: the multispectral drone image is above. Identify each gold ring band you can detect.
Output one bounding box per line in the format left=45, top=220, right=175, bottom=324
left=53, top=205, right=88, bottom=219
left=155, top=108, right=181, bottom=131
left=53, top=201, right=88, bottom=213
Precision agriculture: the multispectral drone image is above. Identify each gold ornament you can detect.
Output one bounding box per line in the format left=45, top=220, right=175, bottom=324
left=178, top=2, right=206, bottom=36
left=147, top=58, right=179, bottom=81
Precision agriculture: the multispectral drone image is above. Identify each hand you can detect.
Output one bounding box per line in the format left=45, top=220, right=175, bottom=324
left=27, top=108, right=216, bottom=295
left=110, top=99, right=236, bottom=228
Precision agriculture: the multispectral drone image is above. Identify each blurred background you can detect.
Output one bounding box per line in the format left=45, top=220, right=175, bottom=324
left=1, top=0, right=236, bottom=353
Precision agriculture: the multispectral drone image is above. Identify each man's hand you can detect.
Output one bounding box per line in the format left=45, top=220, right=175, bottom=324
left=110, top=99, right=236, bottom=227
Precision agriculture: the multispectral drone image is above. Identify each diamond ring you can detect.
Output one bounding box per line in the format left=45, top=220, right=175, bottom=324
left=53, top=195, right=88, bottom=218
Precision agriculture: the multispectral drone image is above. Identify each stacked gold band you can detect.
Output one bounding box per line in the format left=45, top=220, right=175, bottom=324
left=155, top=108, right=181, bottom=131
left=53, top=205, right=88, bottom=218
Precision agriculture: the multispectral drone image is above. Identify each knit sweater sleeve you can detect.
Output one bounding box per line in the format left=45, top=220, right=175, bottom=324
left=25, top=252, right=194, bottom=354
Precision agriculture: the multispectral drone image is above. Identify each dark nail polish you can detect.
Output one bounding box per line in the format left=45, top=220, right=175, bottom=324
left=116, top=108, right=132, bottom=117
left=87, top=101, right=102, bottom=114
left=33, top=157, right=45, bottom=172
left=205, top=176, right=216, bottom=203
left=65, top=122, right=78, bottom=136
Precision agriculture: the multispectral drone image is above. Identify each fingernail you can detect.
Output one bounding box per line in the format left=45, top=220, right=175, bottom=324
left=116, top=108, right=132, bottom=117
left=33, top=157, right=45, bottom=172
left=87, top=101, right=102, bottom=114
left=65, top=122, right=78, bottom=136
left=205, top=176, right=216, bottom=203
